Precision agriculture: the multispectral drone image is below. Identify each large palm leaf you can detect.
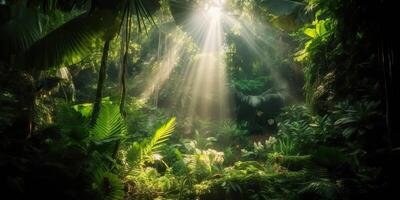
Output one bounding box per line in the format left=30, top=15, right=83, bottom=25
left=23, top=9, right=118, bottom=71
left=0, top=5, right=42, bottom=58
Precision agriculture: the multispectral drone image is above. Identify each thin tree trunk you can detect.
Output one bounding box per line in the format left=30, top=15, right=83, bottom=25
left=119, top=52, right=127, bottom=116
left=119, top=14, right=131, bottom=117
left=91, top=39, right=111, bottom=125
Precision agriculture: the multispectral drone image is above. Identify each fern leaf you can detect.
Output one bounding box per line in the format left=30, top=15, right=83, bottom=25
left=126, top=117, right=176, bottom=167
left=90, top=104, right=127, bottom=144
left=141, top=117, right=176, bottom=157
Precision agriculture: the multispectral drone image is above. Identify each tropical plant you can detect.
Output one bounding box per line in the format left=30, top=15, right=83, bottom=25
left=184, top=148, right=225, bottom=181
left=90, top=104, right=127, bottom=144
left=126, top=117, right=176, bottom=169
left=92, top=168, right=125, bottom=200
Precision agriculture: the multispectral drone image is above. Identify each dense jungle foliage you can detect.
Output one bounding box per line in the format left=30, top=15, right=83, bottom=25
left=0, top=0, right=398, bottom=199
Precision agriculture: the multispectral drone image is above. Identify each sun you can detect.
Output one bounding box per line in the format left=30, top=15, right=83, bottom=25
left=204, top=0, right=226, bottom=19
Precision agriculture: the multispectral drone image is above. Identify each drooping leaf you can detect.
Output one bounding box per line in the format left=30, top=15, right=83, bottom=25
left=259, top=0, right=304, bottom=16
left=24, top=9, right=118, bottom=70
left=0, top=5, right=43, bottom=57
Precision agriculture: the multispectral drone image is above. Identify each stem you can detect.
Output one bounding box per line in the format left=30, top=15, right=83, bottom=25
left=91, top=39, right=111, bottom=126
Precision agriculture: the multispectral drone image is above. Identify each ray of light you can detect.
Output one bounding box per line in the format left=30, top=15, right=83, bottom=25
left=223, top=14, right=294, bottom=99
left=139, top=29, right=185, bottom=101
left=171, top=0, right=233, bottom=131
left=136, top=0, right=298, bottom=131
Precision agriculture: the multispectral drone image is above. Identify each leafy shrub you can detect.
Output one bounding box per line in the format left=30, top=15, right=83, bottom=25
left=215, top=120, right=249, bottom=148
left=125, top=167, right=179, bottom=200
left=184, top=148, right=225, bottom=182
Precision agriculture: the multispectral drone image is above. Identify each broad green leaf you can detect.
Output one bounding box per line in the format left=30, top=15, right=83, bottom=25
left=304, top=28, right=317, bottom=38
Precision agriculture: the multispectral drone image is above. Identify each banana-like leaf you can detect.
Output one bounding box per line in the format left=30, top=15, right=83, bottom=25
left=24, top=9, right=118, bottom=70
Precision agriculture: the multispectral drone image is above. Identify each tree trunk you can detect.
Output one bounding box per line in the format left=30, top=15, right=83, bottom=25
left=119, top=51, right=127, bottom=117
left=91, top=39, right=111, bottom=125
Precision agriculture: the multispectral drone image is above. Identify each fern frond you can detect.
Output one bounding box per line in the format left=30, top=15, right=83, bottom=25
left=90, top=104, right=127, bottom=144
left=144, top=117, right=176, bottom=153
left=126, top=117, right=176, bottom=168
left=300, top=178, right=337, bottom=200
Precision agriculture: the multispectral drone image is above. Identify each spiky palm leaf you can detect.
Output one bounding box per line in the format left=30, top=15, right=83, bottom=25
left=141, top=117, right=176, bottom=158
left=92, top=167, right=125, bottom=200
left=126, top=117, right=176, bottom=167
left=90, top=104, right=127, bottom=145
left=24, top=9, right=118, bottom=71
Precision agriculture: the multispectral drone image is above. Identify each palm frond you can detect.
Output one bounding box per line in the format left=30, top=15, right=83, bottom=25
left=55, top=105, right=90, bottom=140
left=24, top=9, right=118, bottom=70
left=126, top=117, right=176, bottom=167
left=92, top=167, right=125, bottom=200
left=141, top=117, right=176, bottom=156
left=0, top=5, right=42, bottom=57
left=90, top=104, right=127, bottom=144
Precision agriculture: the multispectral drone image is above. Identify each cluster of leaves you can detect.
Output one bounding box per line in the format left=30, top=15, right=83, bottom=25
left=1, top=101, right=176, bottom=200
left=185, top=97, right=384, bottom=200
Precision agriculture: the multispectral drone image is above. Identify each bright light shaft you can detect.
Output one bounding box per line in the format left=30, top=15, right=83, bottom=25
left=224, top=14, right=292, bottom=99
left=140, top=30, right=185, bottom=101
left=174, top=1, right=233, bottom=130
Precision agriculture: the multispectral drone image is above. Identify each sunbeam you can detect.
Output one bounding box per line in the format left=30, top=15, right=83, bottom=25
left=139, top=29, right=185, bottom=101
left=170, top=0, right=233, bottom=130
left=223, top=14, right=294, bottom=100
left=139, top=0, right=296, bottom=130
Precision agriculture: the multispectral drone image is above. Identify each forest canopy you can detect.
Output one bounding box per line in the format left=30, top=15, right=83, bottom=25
left=0, top=0, right=398, bottom=200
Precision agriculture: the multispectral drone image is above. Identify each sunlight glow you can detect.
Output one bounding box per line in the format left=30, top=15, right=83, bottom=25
left=204, top=0, right=225, bottom=19
left=139, top=29, right=185, bottom=102
left=172, top=0, right=232, bottom=130
left=138, top=0, right=294, bottom=131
